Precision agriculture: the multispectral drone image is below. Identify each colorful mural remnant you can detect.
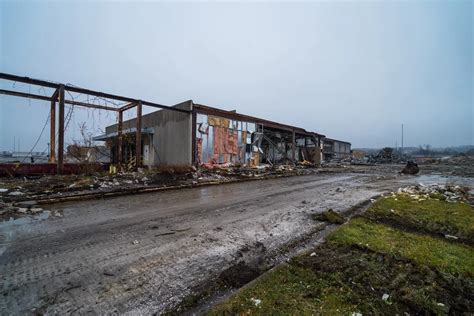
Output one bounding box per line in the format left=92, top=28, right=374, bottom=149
left=196, top=114, right=256, bottom=166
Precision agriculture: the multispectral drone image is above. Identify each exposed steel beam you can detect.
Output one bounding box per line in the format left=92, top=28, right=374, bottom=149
left=120, top=102, right=137, bottom=112
left=64, top=99, right=120, bottom=112
left=118, top=111, right=123, bottom=167
left=142, top=100, right=190, bottom=114
left=57, top=85, right=65, bottom=174
left=136, top=101, right=142, bottom=169
left=0, top=89, right=51, bottom=102
left=0, top=73, right=60, bottom=89
left=292, top=129, right=296, bottom=162
left=1, top=72, right=191, bottom=114
left=193, top=104, right=322, bottom=137
left=191, top=109, right=197, bottom=165
left=50, top=89, right=58, bottom=163
left=0, top=88, right=120, bottom=111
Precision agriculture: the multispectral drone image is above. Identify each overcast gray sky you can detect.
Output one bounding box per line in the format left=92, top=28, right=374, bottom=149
left=0, top=0, right=472, bottom=152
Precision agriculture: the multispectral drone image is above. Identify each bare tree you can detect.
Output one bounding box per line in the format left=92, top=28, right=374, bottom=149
left=67, top=122, right=111, bottom=163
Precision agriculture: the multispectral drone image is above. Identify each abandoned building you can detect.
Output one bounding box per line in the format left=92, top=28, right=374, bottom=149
left=93, top=101, right=336, bottom=168
left=0, top=73, right=351, bottom=174
left=322, top=138, right=352, bottom=161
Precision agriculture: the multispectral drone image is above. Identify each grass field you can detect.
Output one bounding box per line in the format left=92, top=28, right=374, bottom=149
left=211, top=192, right=474, bottom=315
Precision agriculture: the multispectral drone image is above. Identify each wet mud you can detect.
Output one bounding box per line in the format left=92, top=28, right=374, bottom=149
left=1, top=164, right=473, bottom=314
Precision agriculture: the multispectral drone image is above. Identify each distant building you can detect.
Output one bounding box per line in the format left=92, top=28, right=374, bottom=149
left=322, top=138, right=351, bottom=161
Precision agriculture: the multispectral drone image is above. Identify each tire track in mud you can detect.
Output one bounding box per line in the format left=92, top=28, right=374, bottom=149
left=1, top=173, right=390, bottom=314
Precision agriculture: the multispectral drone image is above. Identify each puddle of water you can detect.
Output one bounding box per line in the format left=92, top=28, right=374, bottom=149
left=1, top=211, right=51, bottom=230
left=0, top=211, right=51, bottom=256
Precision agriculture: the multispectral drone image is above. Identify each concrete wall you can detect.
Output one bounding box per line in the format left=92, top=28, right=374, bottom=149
left=106, top=101, right=193, bottom=166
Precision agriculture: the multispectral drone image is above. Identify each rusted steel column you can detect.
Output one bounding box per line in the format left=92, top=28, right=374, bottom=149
left=136, top=101, right=142, bottom=168
left=49, top=91, right=57, bottom=163
left=191, top=108, right=197, bottom=166
left=57, top=85, right=65, bottom=174
left=292, top=129, right=296, bottom=162
left=118, top=110, right=123, bottom=166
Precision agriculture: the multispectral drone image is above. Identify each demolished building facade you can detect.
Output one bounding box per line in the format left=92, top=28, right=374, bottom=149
left=95, top=101, right=344, bottom=168
left=0, top=73, right=351, bottom=173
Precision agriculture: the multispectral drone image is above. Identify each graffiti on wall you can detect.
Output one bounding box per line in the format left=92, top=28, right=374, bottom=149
left=196, top=114, right=256, bottom=165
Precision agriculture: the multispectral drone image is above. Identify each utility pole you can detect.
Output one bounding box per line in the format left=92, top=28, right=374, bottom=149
left=401, top=124, right=404, bottom=157
left=13, top=136, right=15, bottom=153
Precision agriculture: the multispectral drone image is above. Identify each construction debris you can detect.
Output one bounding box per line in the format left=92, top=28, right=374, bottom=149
left=444, top=153, right=474, bottom=165
left=400, top=161, right=419, bottom=175
left=396, top=183, right=469, bottom=203
left=367, top=147, right=407, bottom=164
left=0, top=165, right=319, bottom=209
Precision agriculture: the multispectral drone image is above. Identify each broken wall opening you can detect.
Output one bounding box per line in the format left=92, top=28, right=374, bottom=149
left=259, top=128, right=321, bottom=166
left=195, top=113, right=256, bottom=166
left=194, top=111, right=323, bottom=168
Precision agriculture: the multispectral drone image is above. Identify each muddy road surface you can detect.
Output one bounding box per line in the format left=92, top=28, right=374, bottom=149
left=1, top=170, right=471, bottom=314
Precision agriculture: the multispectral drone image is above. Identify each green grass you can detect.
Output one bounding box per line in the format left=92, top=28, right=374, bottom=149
left=366, top=194, right=474, bottom=241
left=210, top=194, right=474, bottom=315
left=210, top=243, right=465, bottom=315
left=328, top=217, right=474, bottom=276
left=210, top=264, right=360, bottom=315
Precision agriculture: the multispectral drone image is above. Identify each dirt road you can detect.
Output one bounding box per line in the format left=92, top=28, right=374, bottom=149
left=1, top=170, right=471, bottom=314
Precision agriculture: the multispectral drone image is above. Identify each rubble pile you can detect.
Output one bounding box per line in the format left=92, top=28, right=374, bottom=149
left=400, top=161, right=419, bottom=175
left=0, top=172, right=156, bottom=199
left=445, top=153, right=474, bottom=165
left=0, top=164, right=319, bottom=205
left=199, top=163, right=317, bottom=179
left=368, top=147, right=405, bottom=164
left=321, top=161, right=351, bottom=168
left=396, top=183, right=469, bottom=203
left=195, top=171, right=232, bottom=183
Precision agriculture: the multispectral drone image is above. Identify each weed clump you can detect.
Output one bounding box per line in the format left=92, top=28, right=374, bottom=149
left=313, top=209, right=345, bottom=224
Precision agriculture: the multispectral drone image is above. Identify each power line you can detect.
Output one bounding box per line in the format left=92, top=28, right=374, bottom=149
left=21, top=110, right=51, bottom=163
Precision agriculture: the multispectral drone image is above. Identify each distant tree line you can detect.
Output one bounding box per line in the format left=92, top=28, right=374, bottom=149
left=354, top=145, right=474, bottom=157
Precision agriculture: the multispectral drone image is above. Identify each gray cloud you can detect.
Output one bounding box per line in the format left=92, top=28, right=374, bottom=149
left=1, top=1, right=472, bottom=151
